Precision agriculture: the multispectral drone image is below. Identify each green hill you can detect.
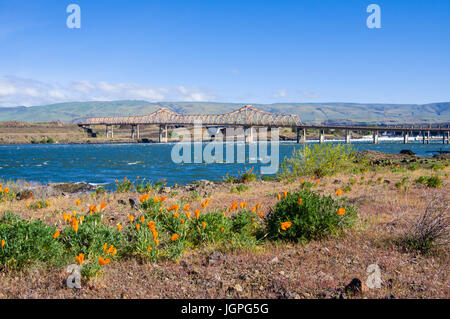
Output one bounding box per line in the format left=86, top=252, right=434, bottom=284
left=0, top=101, right=449, bottom=125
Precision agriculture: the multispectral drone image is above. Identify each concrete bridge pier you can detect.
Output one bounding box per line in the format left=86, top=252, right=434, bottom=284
left=296, top=127, right=306, bottom=143
left=131, top=125, right=140, bottom=139
left=159, top=124, right=168, bottom=143
left=345, top=130, right=351, bottom=144
left=373, top=131, right=379, bottom=144
left=106, top=125, right=114, bottom=139
left=444, top=131, right=449, bottom=144
left=422, top=130, right=430, bottom=144
left=244, top=126, right=255, bottom=143
left=319, top=130, right=325, bottom=144
left=403, top=131, right=409, bottom=144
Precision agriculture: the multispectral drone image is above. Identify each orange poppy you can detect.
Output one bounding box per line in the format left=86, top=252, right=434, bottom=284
left=99, top=257, right=110, bottom=266
left=171, top=234, right=179, bottom=241
left=75, top=253, right=84, bottom=265
left=53, top=230, right=60, bottom=239
left=281, top=221, right=292, bottom=231
left=100, top=202, right=107, bottom=210
left=337, top=208, right=346, bottom=216
left=194, top=209, right=200, bottom=219
left=336, top=189, right=343, bottom=196
left=298, top=198, right=303, bottom=205
left=117, top=224, right=122, bottom=231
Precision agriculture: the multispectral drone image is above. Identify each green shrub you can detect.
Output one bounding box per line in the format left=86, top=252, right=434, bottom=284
left=60, top=213, right=125, bottom=256
left=0, top=212, right=66, bottom=269
left=240, top=168, right=257, bottom=183
left=261, top=175, right=276, bottom=182
left=115, top=179, right=133, bottom=192
left=95, top=186, right=107, bottom=195
left=265, top=190, right=357, bottom=242
left=231, top=184, right=249, bottom=194
left=279, top=143, right=364, bottom=179
left=135, top=180, right=153, bottom=193
left=415, top=176, right=442, bottom=188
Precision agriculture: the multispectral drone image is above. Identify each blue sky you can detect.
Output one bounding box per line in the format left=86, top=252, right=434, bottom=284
left=0, top=0, right=449, bottom=106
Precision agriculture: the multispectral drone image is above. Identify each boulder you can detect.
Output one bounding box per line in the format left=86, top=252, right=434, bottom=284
left=49, top=182, right=95, bottom=194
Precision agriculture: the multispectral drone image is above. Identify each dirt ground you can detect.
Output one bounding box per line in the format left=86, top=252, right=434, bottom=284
left=0, top=166, right=448, bottom=299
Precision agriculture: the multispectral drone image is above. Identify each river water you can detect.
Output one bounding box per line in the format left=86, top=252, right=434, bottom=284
left=0, top=141, right=448, bottom=187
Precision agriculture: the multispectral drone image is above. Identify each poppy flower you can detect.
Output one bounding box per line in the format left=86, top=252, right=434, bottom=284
left=277, top=194, right=281, bottom=200
left=258, top=211, right=263, bottom=218
left=75, top=253, right=84, bottom=265
left=186, top=211, right=191, bottom=219
left=1, top=240, right=5, bottom=247
left=202, top=222, right=207, bottom=229
left=183, top=204, right=190, bottom=211
left=171, top=234, right=179, bottom=241
left=99, top=257, right=110, bottom=266
left=220, top=227, right=225, bottom=232
left=337, top=208, right=346, bottom=216
left=136, top=224, right=141, bottom=230
left=283, top=191, right=288, bottom=198
left=281, top=221, right=292, bottom=231
left=117, top=224, right=122, bottom=231
left=256, top=202, right=261, bottom=209
left=100, top=202, right=107, bottom=210
left=194, top=209, right=200, bottom=219
left=128, top=215, right=135, bottom=222
left=336, top=189, right=343, bottom=196
left=140, top=216, right=145, bottom=223
left=173, top=213, right=180, bottom=218
left=53, top=230, right=60, bottom=239
left=72, top=220, right=79, bottom=233
left=298, top=198, right=303, bottom=205
left=103, top=243, right=108, bottom=251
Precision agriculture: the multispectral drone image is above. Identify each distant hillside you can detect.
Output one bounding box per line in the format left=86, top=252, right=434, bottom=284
left=0, top=100, right=449, bottom=125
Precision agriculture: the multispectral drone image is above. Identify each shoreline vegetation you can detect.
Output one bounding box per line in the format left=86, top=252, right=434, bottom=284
left=0, top=146, right=449, bottom=299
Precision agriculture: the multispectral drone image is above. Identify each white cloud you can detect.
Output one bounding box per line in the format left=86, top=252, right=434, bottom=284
left=274, top=89, right=288, bottom=98
left=0, top=76, right=217, bottom=107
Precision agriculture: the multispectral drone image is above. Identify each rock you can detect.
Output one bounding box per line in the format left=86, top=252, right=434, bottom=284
left=118, top=199, right=127, bottom=205
left=400, top=149, right=415, bottom=156
left=15, top=190, right=33, bottom=201
left=345, top=278, right=364, bottom=295
left=234, top=284, right=243, bottom=292
left=129, top=198, right=139, bottom=209
left=208, top=251, right=224, bottom=266
left=160, top=187, right=171, bottom=194
left=49, top=182, right=95, bottom=194
left=383, top=180, right=391, bottom=184
left=269, top=257, right=279, bottom=264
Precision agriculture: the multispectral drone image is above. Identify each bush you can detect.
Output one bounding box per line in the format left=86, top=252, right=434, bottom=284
left=398, top=195, right=449, bottom=254
left=61, top=212, right=125, bottom=256
left=415, top=176, right=442, bottom=188
left=240, top=167, right=257, bottom=183
left=135, top=180, right=153, bottom=193
left=0, top=212, right=66, bottom=269
left=279, top=143, right=363, bottom=179
left=115, top=178, right=133, bottom=192
left=230, top=184, right=249, bottom=194
left=265, top=190, right=357, bottom=242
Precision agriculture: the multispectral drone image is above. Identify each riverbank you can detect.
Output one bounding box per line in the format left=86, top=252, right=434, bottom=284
left=0, top=151, right=448, bottom=299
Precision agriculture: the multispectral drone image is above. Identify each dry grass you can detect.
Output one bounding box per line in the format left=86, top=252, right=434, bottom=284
left=0, top=167, right=449, bottom=299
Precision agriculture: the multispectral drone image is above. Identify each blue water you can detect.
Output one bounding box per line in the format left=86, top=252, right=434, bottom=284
left=0, top=141, right=448, bottom=187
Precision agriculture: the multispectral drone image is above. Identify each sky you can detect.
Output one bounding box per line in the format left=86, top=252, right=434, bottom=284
left=0, top=0, right=449, bottom=107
